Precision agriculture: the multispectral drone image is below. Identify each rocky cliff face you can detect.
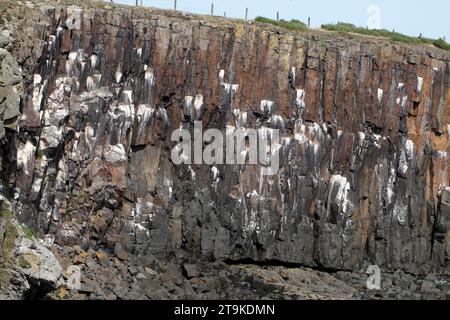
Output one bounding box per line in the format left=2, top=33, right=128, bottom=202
left=0, top=0, right=449, bottom=293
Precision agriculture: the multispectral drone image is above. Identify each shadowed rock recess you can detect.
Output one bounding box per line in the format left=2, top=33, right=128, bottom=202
left=0, top=0, right=449, bottom=300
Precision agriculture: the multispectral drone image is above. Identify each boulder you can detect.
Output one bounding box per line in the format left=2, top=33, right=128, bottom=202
left=17, top=238, right=62, bottom=285
left=182, top=263, right=199, bottom=279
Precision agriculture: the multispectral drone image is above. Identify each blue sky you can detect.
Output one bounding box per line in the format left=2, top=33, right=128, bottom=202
left=116, top=0, right=449, bottom=41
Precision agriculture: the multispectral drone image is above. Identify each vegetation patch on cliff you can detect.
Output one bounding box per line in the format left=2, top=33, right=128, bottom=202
left=321, top=22, right=450, bottom=51
left=0, top=210, right=18, bottom=290
left=0, top=210, right=36, bottom=288
left=255, top=16, right=308, bottom=31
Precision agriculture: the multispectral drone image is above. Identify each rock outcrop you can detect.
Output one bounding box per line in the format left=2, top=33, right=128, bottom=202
left=0, top=205, right=62, bottom=299
left=0, top=0, right=448, bottom=299
left=0, top=43, right=21, bottom=189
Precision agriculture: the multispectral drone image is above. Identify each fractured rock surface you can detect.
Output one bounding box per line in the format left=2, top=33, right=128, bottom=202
left=0, top=0, right=448, bottom=299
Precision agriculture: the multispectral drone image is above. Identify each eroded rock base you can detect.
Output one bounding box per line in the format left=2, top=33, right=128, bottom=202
left=42, top=247, right=450, bottom=300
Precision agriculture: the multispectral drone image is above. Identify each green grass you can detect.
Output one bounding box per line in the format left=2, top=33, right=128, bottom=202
left=22, top=225, right=37, bottom=240
left=433, top=38, right=450, bottom=51
left=321, top=22, right=450, bottom=51
left=78, top=191, right=90, bottom=201
left=0, top=210, right=14, bottom=220
left=255, top=16, right=308, bottom=32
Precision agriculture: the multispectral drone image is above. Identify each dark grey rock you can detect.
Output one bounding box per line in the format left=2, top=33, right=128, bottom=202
left=112, top=285, right=129, bottom=300
left=160, top=263, right=184, bottom=286
left=420, top=281, right=435, bottom=293
left=182, top=263, right=199, bottom=279
left=183, top=280, right=198, bottom=299
left=79, top=283, right=96, bottom=294
left=139, top=278, right=171, bottom=300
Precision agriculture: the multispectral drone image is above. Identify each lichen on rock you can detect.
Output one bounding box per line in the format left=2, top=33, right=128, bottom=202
left=0, top=205, right=62, bottom=299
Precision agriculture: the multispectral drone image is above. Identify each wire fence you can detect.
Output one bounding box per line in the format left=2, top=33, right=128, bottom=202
left=125, top=1, right=445, bottom=40
left=127, top=0, right=312, bottom=26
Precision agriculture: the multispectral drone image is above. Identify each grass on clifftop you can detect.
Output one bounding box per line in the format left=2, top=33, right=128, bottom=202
left=322, top=22, right=450, bottom=51
left=255, top=16, right=308, bottom=31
